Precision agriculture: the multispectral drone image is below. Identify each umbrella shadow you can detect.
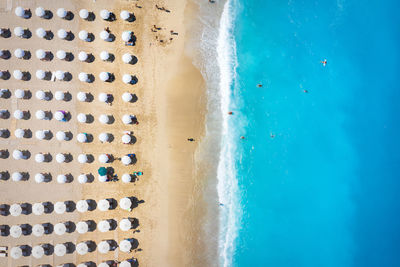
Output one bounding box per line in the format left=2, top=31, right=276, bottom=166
left=0, top=204, right=10, bottom=216
left=0, top=71, right=10, bottom=80
left=65, top=52, right=74, bottom=61
left=63, top=72, right=73, bottom=81
left=0, top=29, right=11, bottom=38
left=65, top=32, right=75, bottom=41
left=44, top=31, right=53, bottom=40
left=87, top=200, right=97, bottom=211
left=22, top=51, right=31, bottom=60
left=0, top=89, right=11, bottom=98
left=65, top=201, right=75, bottom=212
left=63, top=92, right=72, bottom=102
left=21, top=71, right=31, bottom=81
left=65, top=12, right=74, bottom=20
left=86, top=173, right=95, bottom=183
left=0, top=171, right=10, bottom=181
left=43, top=202, right=53, bottom=214
left=0, top=111, right=10, bottom=119
left=0, top=225, right=10, bottom=236
left=0, top=129, right=10, bottom=138
left=65, top=221, right=76, bottom=233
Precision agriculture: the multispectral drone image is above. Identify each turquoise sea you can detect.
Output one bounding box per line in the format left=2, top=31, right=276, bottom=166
left=214, top=0, right=400, bottom=266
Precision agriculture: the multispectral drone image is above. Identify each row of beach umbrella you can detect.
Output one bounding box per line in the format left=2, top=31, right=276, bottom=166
left=10, top=238, right=136, bottom=259
left=2, top=218, right=136, bottom=238
left=15, top=6, right=135, bottom=22
left=1, top=109, right=137, bottom=124
left=0, top=128, right=135, bottom=144
left=7, top=149, right=136, bottom=165
left=2, top=171, right=137, bottom=183
left=0, top=69, right=137, bottom=84
left=0, top=89, right=136, bottom=103
left=0, top=48, right=136, bottom=64
left=1, top=197, right=137, bottom=217
left=8, top=26, right=135, bottom=42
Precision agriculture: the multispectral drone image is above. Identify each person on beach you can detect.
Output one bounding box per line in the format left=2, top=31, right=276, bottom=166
left=187, top=138, right=195, bottom=142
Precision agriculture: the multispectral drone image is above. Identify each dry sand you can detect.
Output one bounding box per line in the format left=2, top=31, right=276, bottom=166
left=0, top=0, right=207, bottom=266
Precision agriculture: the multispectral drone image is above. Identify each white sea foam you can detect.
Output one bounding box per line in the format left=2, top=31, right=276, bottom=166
left=216, top=1, right=241, bottom=266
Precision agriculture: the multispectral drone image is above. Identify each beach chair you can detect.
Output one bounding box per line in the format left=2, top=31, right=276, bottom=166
left=0, top=252, right=7, bottom=257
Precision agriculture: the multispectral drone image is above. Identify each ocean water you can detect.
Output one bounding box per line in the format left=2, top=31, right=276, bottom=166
left=214, top=0, right=400, bottom=266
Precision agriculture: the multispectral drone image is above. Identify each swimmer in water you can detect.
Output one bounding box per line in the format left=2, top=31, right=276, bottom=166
left=320, top=59, right=327, bottom=66
left=257, top=84, right=263, bottom=88
left=270, top=133, right=275, bottom=138
left=303, top=89, right=308, bottom=93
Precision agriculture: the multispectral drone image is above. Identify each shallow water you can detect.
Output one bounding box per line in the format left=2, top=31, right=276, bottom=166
left=210, top=0, right=400, bottom=266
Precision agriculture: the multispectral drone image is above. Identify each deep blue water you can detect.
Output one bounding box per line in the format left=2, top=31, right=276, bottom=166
left=227, top=0, right=400, bottom=266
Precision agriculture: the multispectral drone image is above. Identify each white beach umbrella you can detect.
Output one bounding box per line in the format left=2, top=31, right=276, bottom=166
left=100, top=9, right=111, bottom=20
left=78, top=51, right=88, bottom=61
left=119, top=218, right=132, bottom=231
left=122, top=92, right=133, bottom=102
left=122, top=53, right=133, bottom=64
left=36, top=90, right=45, bottom=100
left=56, top=50, right=66, bottom=60
left=77, top=113, right=87, bottom=123
left=35, top=130, right=48, bottom=140
left=15, top=7, right=25, bottom=18
left=34, top=173, right=45, bottom=183
left=122, top=134, right=132, bottom=144
left=98, top=241, right=110, bottom=253
left=99, top=114, right=110, bottom=124
left=12, top=149, right=23, bottom=159
left=76, top=200, right=89, bottom=213
left=79, top=9, right=89, bottom=19
left=120, top=197, right=132, bottom=210
left=99, top=72, right=110, bottom=82
left=57, top=29, right=68, bottom=39
left=54, top=91, right=65, bottom=101
left=54, top=111, right=65, bottom=121
left=10, top=225, right=22, bottom=238
left=13, top=110, right=24, bottom=120
left=57, top=8, right=67, bottom=18
left=32, top=245, right=44, bottom=259
left=100, top=30, right=110, bottom=41
left=35, top=7, right=45, bottom=18
left=122, top=74, right=133, bottom=84
left=98, top=199, right=110, bottom=211
left=14, top=27, right=24, bottom=37
left=36, top=70, right=46, bottom=80
left=77, top=154, right=88, bottom=163
left=54, top=201, right=66, bottom=214
left=78, top=174, right=88, bottom=184
left=15, top=128, right=25, bottom=138
left=56, top=154, right=66, bottom=163
left=35, top=153, right=45, bottom=163
left=121, top=156, right=132, bottom=165
left=120, top=10, right=131, bottom=21
left=98, top=93, right=109, bottom=102
left=98, top=154, right=110, bottom=163
left=76, top=242, right=89, bottom=255
left=56, top=131, right=67, bottom=141
left=54, top=223, right=67, bottom=235
left=98, top=175, right=107, bottom=182
left=36, top=49, right=46, bottom=59
left=78, top=30, right=88, bottom=41
left=13, top=70, right=23, bottom=80
left=35, top=110, right=46, bottom=120
left=54, top=243, right=67, bottom=257
left=32, top=224, right=44, bottom=236
left=55, top=70, right=65, bottom=80
left=77, top=92, right=87, bottom=101
left=10, top=247, right=22, bottom=259
left=57, top=174, right=67, bottom=183
left=10, top=204, right=22, bottom=216
left=77, top=133, right=87, bottom=143
left=99, top=263, right=111, bottom=267
left=32, top=203, right=44, bottom=215
left=14, top=89, right=25, bottom=99
left=77, top=221, right=89, bottom=234
left=122, top=31, right=132, bottom=42
left=11, top=172, right=23, bottom=181
left=119, top=240, right=132, bottom=252
left=119, top=261, right=132, bottom=267
left=99, top=133, right=109, bottom=142
left=100, top=51, right=110, bottom=61
left=14, top=48, right=24, bottom=58
left=36, top=28, right=46, bottom=38
left=98, top=220, right=111, bottom=233
left=121, top=174, right=132, bottom=183
left=79, top=72, right=89, bottom=82
left=122, top=114, right=133, bottom=124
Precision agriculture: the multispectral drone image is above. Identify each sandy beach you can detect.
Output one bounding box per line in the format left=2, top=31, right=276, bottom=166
left=0, top=0, right=208, bottom=266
